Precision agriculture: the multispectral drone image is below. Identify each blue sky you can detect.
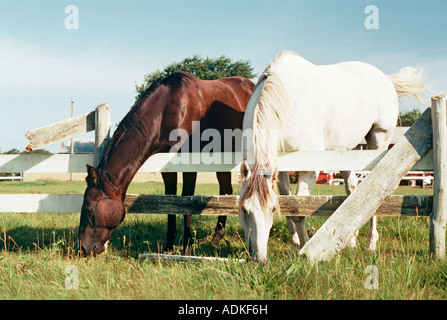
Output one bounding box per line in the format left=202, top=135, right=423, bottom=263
left=1, top=0, right=446, bottom=153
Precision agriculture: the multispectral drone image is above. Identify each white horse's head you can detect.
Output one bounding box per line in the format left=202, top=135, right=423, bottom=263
left=239, top=160, right=279, bottom=264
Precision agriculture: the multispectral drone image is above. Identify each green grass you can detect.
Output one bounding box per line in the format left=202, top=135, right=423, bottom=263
left=0, top=181, right=445, bottom=300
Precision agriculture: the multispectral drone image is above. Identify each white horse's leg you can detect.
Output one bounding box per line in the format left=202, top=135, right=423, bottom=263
left=276, top=172, right=302, bottom=249
left=287, top=171, right=318, bottom=249
left=340, top=170, right=359, bottom=247
left=367, top=216, right=379, bottom=251
left=364, top=126, right=393, bottom=251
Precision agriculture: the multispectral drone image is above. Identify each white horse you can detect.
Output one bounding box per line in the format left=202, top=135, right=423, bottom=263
left=239, top=50, right=426, bottom=264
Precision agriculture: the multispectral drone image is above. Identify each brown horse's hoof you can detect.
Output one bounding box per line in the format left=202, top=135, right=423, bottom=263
left=211, top=228, right=225, bottom=247
left=182, top=247, right=191, bottom=256
left=162, top=243, right=174, bottom=254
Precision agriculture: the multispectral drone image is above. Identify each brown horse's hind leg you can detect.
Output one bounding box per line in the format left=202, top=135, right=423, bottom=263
left=181, top=172, right=197, bottom=255
left=212, top=172, right=232, bottom=246
left=162, top=172, right=178, bottom=253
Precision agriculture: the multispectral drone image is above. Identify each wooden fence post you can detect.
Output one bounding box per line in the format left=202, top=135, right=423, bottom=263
left=430, top=93, right=447, bottom=259
left=94, top=103, right=111, bottom=167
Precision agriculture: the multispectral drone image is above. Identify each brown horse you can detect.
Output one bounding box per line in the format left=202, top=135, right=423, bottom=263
left=78, top=71, right=254, bottom=256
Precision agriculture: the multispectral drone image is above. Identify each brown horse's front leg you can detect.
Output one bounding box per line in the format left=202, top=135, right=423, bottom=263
left=212, top=172, right=233, bottom=246
left=165, top=215, right=177, bottom=253
left=212, top=216, right=227, bottom=246
left=162, top=172, right=177, bottom=253
left=183, top=215, right=193, bottom=255
left=181, top=172, right=197, bottom=255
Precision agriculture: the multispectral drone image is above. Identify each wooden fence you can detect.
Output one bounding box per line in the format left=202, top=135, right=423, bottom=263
left=0, top=95, right=445, bottom=260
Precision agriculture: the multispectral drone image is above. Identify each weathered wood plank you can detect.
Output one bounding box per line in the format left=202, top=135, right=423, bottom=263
left=123, top=194, right=433, bottom=216
left=107, top=149, right=435, bottom=173
left=94, top=103, right=111, bottom=166
left=299, top=107, right=434, bottom=262
left=0, top=154, right=93, bottom=173
left=430, top=93, right=447, bottom=259
left=0, top=149, right=434, bottom=173
left=0, top=194, right=84, bottom=213
left=139, top=150, right=434, bottom=172
left=139, top=152, right=241, bottom=173
left=25, top=111, right=95, bottom=151
left=140, top=253, right=245, bottom=262
left=124, top=194, right=240, bottom=215
left=0, top=193, right=432, bottom=216
left=276, top=194, right=432, bottom=217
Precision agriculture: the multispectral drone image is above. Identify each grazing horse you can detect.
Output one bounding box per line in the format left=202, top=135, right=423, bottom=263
left=239, top=51, right=426, bottom=264
left=78, top=71, right=254, bottom=256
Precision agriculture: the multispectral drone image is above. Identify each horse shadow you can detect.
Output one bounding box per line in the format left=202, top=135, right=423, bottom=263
left=1, top=213, right=245, bottom=259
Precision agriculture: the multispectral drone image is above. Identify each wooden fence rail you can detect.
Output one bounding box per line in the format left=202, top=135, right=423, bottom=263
left=0, top=194, right=433, bottom=216
left=24, top=103, right=110, bottom=167
left=0, top=150, right=434, bottom=174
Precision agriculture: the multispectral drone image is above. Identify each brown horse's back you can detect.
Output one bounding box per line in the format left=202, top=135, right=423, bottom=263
left=153, top=72, right=254, bottom=153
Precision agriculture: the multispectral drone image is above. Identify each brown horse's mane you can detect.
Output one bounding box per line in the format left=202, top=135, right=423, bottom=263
left=133, top=71, right=191, bottom=108
left=133, top=78, right=164, bottom=110
left=97, top=165, right=125, bottom=200
left=125, top=74, right=183, bottom=124
left=114, top=72, right=192, bottom=136
left=101, top=72, right=188, bottom=161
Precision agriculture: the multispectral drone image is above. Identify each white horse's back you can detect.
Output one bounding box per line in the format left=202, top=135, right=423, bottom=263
left=265, top=52, right=399, bottom=152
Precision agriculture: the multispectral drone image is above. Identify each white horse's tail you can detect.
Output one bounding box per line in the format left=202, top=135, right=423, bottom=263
left=388, top=67, right=426, bottom=101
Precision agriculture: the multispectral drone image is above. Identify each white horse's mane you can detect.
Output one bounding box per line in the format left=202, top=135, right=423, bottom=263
left=251, top=51, right=295, bottom=171
left=240, top=51, right=296, bottom=210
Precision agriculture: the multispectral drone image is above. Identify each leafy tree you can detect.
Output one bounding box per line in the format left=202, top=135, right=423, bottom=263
left=398, top=108, right=422, bottom=127
left=22, top=149, right=52, bottom=154
left=5, top=148, right=21, bottom=154
left=2, top=148, right=51, bottom=154
left=135, top=55, right=256, bottom=98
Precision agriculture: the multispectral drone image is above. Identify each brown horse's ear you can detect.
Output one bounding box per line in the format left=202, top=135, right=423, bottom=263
left=86, top=164, right=98, bottom=187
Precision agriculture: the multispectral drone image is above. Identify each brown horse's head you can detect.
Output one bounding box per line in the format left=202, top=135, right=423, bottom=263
left=78, top=165, right=125, bottom=256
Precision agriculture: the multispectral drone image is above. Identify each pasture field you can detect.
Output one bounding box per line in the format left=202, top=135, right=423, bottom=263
left=0, top=180, right=445, bottom=300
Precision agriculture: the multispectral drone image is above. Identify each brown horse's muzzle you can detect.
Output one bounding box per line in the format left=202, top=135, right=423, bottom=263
left=78, top=225, right=112, bottom=256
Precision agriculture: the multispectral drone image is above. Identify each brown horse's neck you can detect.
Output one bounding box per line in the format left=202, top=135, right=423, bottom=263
left=97, top=115, right=164, bottom=201
left=95, top=72, right=253, bottom=201
left=97, top=85, right=169, bottom=201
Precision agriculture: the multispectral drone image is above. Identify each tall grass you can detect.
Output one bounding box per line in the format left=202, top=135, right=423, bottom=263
left=0, top=181, right=445, bottom=300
